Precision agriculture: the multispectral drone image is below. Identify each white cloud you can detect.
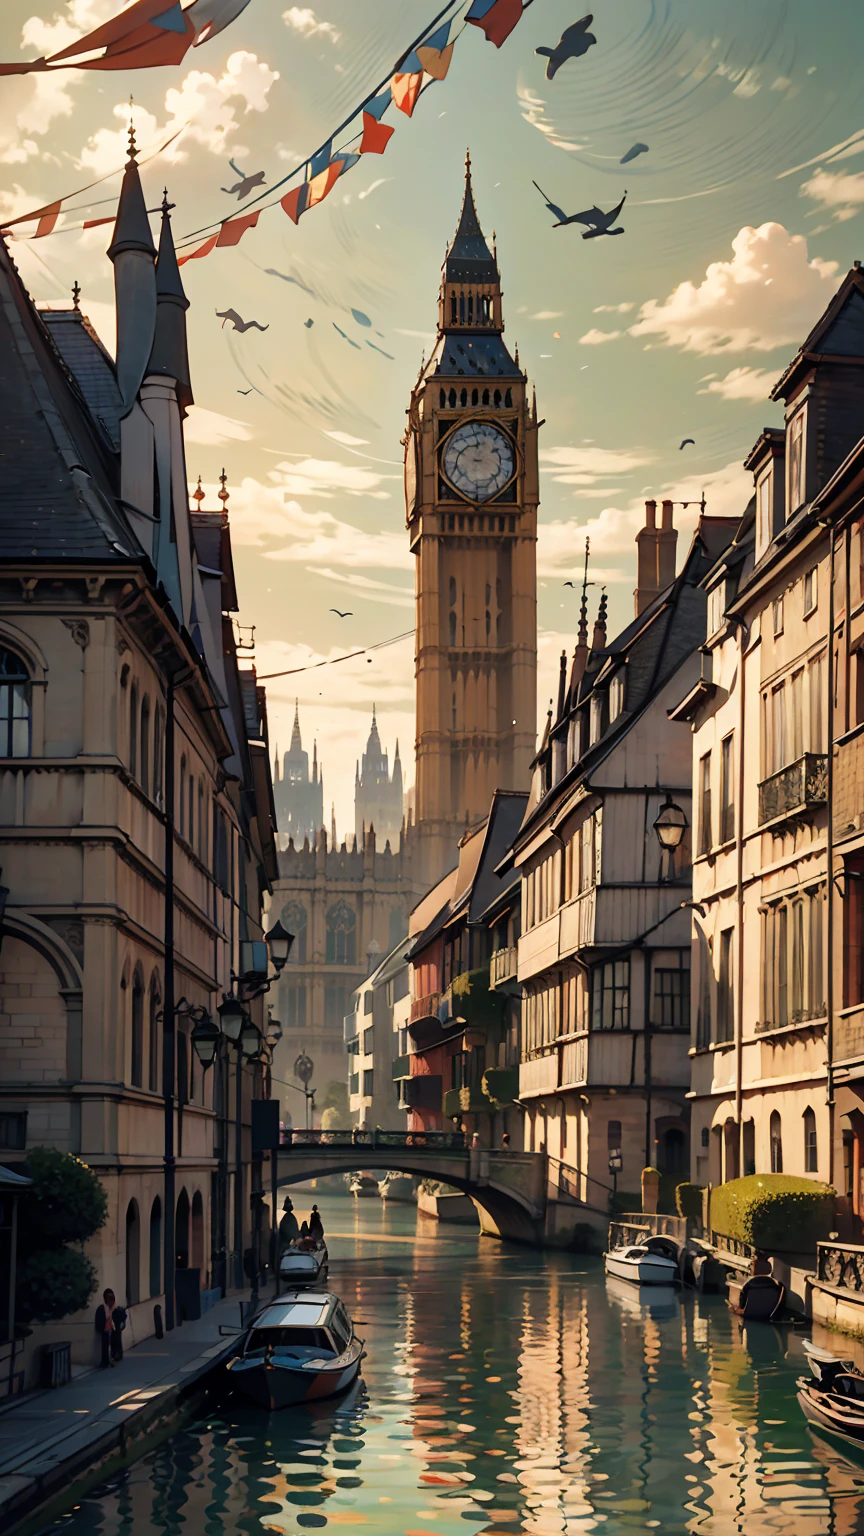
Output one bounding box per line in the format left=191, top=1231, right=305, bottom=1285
left=628, top=223, right=841, bottom=355
left=358, top=178, right=391, bottom=201
left=283, top=7, right=340, bottom=42
left=271, top=457, right=397, bottom=499
left=78, top=51, right=279, bottom=173
left=393, top=327, right=436, bottom=341
left=205, top=474, right=410, bottom=569
left=697, top=366, right=776, bottom=403
left=800, top=167, right=864, bottom=220
left=184, top=407, right=254, bottom=446
left=530, top=310, right=564, bottom=320
left=579, top=327, right=623, bottom=346
left=594, top=302, right=635, bottom=314
left=307, top=568, right=413, bottom=608
left=325, top=431, right=369, bottom=446
left=540, top=445, right=656, bottom=489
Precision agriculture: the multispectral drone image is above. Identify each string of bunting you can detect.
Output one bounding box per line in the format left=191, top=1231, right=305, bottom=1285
left=0, top=128, right=185, bottom=241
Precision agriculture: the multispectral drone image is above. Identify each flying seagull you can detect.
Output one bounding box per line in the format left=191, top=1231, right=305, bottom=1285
left=564, top=580, right=576, bottom=587
left=680, top=438, right=695, bottom=450
left=216, top=308, right=269, bottom=333
left=330, top=608, right=353, bottom=618
left=304, top=318, right=314, bottom=328
left=621, top=142, right=649, bottom=165
left=237, top=386, right=259, bottom=395
left=333, top=323, right=362, bottom=350
left=535, top=15, right=596, bottom=79
left=533, top=182, right=628, bottom=238
left=221, top=158, right=266, bottom=199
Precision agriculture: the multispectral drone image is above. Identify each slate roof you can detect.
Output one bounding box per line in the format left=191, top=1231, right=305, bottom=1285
left=41, top=308, right=124, bottom=451
left=0, top=240, right=140, bottom=563
left=469, top=791, right=528, bottom=924
left=444, top=163, right=498, bottom=285
left=433, top=331, right=520, bottom=378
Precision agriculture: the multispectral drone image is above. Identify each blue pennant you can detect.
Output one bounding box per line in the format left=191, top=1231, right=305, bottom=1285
left=150, top=2, right=187, bottom=33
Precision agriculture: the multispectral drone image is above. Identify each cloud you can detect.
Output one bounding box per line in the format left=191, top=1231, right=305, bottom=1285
left=271, top=457, right=397, bottom=499
left=540, top=445, right=656, bottom=490
left=393, top=327, right=436, bottom=341
left=579, top=328, right=623, bottom=346
left=307, top=568, right=413, bottom=608
left=594, top=302, right=635, bottom=314
left=530, top=310, right=564, bottom=320
left=283, top=6, right=340, bottom=42
left=697, top=366, right=776, bottom=403
left=628, top=223, right=841, bottom=355
left=325, top=431, right=369, bottom=447
left=800, top=167, right=864, bottom=220
left=357, top=178, right=391, bottom=201
left=78, top=51, right=279, bottom=173
left=206, top=474, right=410, bottom=570
left=0, top=0, right=109, bottom=166
left=183, top=407, right=254, bottom=445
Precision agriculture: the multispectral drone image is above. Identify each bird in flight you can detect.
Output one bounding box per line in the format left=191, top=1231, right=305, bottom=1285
left=536, top=16, right=596, bottom=79
left=221, top=159, right=266, bottom=200
left=330, top=608, right=353, bottom=618
left=533, top=182, right=627, bottom=238
left=304, top=318, right=314, bottom=328
left=680, top=438, right=695, bottom=450
left=237, top=386, right=258, bottom=395
left=621, top=142, right=649, bottom=165
left=216, top=309, right=269, bottom=333
left=564, top=580, right=576, bottom=587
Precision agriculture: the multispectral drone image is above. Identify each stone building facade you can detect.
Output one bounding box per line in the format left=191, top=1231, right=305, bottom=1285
left=273, top=702, right=323, bottom=849
left=354, top=709, right=402, bottom=851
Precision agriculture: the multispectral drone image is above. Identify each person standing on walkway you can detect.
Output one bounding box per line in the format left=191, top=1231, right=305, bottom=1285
left=95, top=1288, right=124, bottom=1368
left=309, top=1204, right=324, bottom=1241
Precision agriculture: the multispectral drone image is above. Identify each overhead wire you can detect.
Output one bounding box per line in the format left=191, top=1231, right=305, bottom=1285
left=257, top=627, right=414, bottom=681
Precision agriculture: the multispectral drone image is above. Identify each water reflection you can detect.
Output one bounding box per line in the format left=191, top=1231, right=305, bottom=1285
left=41, top=1196, right=864, bottom=1535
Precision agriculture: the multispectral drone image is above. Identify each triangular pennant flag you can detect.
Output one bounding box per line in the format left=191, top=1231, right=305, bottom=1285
left=422, top=19, right=453, bottom=50
left=392, top=72, right=422, bottom=117
left=337, top=153, right=360, bottom=177
left=467, top=0, right=524, bottom=47
left=82, top=215, right=115, bottom=229
left=215, top=209, right=260, bottom=247
left=363, top=89, right=392, bottom=122
left=306, top=159, right=344, bottom=210
left=398, top=49, right=423, bottom=72
left=281, top=185, right=308, bottom=225
left=177, top=232, right=218, bottom=265
left=310, top=140, right=333, bottom=179
left=35, top=202, right=62, bottom=237
left=417, top=40, right=454, bottom=79
left=150, top=2, right=187, bottom=32
left=360, top=112, right=394, bottom=154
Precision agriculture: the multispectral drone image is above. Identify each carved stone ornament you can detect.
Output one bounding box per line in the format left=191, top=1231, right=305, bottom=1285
left=62, top=618, right=90, bottom=650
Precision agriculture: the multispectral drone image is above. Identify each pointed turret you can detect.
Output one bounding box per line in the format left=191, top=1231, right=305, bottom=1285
left=146, top=192, right=192, bottom=412
left=108, top=124, right=157, bottom=412
left=290, top=700, right=302, bottom=751
left=273, top=743, right=280, bottom=783
left=312, top=740, right=318, bottom=784
left=439, top=150, right=503, bottom=333
left=592, top=591, right=608, bottom=654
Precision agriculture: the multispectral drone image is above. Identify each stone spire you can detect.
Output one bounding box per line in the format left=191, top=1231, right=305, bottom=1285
left=290, top=700, right=302, bottom=751
left=445, top=150, right=498, bottom=283
left=439, top=149, right=502, bottom=333
left=592, top=590, right=608, bottom=654
left=146, top=190, right=192, bottom=411
left=107, top=128, right=157, bottom=412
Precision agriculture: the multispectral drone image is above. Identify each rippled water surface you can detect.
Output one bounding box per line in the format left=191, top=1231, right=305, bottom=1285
left=41, top=1196, right=864, bottom=1535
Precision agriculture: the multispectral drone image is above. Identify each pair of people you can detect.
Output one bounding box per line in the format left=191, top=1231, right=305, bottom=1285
left=279, top=1196, right=325, bottom=1247
left=94, top=1288, right=127, bottom=1367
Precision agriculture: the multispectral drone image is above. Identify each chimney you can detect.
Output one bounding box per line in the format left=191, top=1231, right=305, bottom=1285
left=634, top=498, right=678, bottom=616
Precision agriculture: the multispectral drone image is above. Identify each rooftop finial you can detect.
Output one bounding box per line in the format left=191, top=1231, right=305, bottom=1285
left=465, top=147, right=471, bottom=177
left=192, top=475, right=205, bottom=509
left=161, top=187, right=175, bottom=217
left=127, top=96, right=137, bottom=160
left=578, top=536, right=590, bottom=647
left=71, top=279, right=81, bottom=311
left=218, top=467, right=229, bottom=511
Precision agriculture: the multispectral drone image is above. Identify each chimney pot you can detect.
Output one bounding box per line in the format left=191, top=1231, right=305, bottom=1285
left=645, top=499, right=657, bottom=529
left=661, top=498, right=674, bottom=530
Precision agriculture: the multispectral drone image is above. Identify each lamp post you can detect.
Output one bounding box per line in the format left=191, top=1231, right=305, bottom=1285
left=294, top=1051, right=315, bottom=1131
left=652, top=793, right=688, bottom=881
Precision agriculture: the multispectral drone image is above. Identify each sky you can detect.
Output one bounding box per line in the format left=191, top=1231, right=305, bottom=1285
left=1, top=0, right=862, bottom=836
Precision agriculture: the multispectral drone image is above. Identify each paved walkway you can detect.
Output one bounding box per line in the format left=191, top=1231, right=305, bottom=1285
left=0, top=1285, right=268, bottom=1532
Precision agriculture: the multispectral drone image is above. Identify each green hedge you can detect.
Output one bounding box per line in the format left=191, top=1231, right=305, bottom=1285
left=710, top=1174, right=835, bottom=1252
left=676, top=1183, right=704, bottom=1221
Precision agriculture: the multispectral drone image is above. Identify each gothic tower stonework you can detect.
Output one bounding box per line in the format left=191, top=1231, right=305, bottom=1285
left=405, top=157, right=538, bottom=888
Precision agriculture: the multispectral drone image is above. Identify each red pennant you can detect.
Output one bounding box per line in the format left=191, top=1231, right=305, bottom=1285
left=392, top=72, right=422, bottom=117
left=280, top=186, right=307, bottom=225
left=177, top=233, right=218, bottom=265
left=215, top=209, right=260, bottom=247
left=82, top=215, right=115, bottom=229
left=360, top=111, right=395, bottom=154
left=35, top=202, right=62, bottom=237
left=468, top=0, right=523, bottom=48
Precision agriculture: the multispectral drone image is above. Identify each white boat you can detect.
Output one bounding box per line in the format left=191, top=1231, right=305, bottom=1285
left=605, top=1274, right=680, bottom=1318
left=279, top=1239, right=328, bottom=1287
left=604, top=1243, right=679, bottom=1286
left=378, top=1173, right=416, bottom=1202
left=226, top=1291, right=364, bottom=1410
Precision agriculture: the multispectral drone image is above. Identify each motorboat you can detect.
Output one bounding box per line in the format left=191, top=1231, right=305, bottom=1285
left=605, top=1273, right=680, bottom=1319
left=604, top=1234, right=680, bottom=1287
left=279, top=1238, right=328, bottom=1288
left=226, top=1291, right=364, bottom=1410
left=349, top=1174, right=379, bottom=1198
left=797, top=1340, right=864, bottom=1448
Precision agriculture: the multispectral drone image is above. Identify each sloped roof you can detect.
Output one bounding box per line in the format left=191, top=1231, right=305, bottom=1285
left=444, top=161, right=498, bottom=285
left=0, top=240, right=139, bottom=563
left=771, top=263, right=864, bottom=400
left=41, top=308, right=123, bottom=452
left=469, top=790, right=528, bottom=923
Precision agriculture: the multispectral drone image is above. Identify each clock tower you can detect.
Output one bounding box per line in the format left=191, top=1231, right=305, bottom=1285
left=405, top=155, right=538, bottom=889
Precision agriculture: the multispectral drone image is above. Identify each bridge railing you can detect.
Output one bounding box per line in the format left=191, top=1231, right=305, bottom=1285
left=547, top=1156, right=615, bottom=1216
left=280, top=1127, right=468, bottom=1150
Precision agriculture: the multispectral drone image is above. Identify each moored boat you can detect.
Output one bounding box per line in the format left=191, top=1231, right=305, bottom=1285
left=226, top=1291, right=364, bottom=1410
left=279, top=1238, right=328, bottom=1287
left=798, top=1341, right=864, bottom=1449
left=604, top=1236, right=679, bottom=1287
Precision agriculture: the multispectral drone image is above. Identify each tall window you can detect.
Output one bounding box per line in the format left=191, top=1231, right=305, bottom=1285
left=149, top=1197, right=162, bottom=1299
left=698, top=752, right=712, bottom=856
left=788, top=409, right=805, bottom=513
left=129, top=683, right=138, bottom=778
left=284, top=984, right=307, bottom=1029
left=609, top=672, right=624, bottom=721
left=653, top=958, right=690, bottom=1029
left=153, top=707, right=164, bottom=805
left=789, top=670, right=804, bottom=760
left=777, top=905, right=789, bottom=1026
left=149, top=976, right=161, bottom=1093
left=179, top=756, right=186, bottom=836
left=770, top=1110, right=783, bottom=1172
left=707, top=582, right=724, bottom=637
left=696, top=928, right=712, bottom=1050
left=719, top=734, right=735, bottom=842
left=809, top=654, right=825, bottom=753
left=592, top=960, right=630, bottom=1031
left=607, top=1120, right=622, bottom=1157
left=803, top=566, right=818, bottom=616
left=131, top=969, right=144, bottom=1088
left=845, top=858, right=864, bottom=1007
left=763, top=889, right=825, bottom=1028
left=0, top=647, right=30, bottom=758
left=804, top=1107, right=818, bottom=1173
left=326, top=901, right=356, bottom=965
left=756, top=473, right=772, bottom=555
left=140, top=697, right=150, bottom=795
left=791, top=899, right=805, bottom=1020
left=198, top=781, right=205, bottom=857
left=717, top=929, right=734, bottom=1043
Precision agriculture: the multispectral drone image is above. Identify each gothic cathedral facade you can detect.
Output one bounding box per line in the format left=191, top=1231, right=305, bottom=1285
left=405, top=156, right=538, bottom=888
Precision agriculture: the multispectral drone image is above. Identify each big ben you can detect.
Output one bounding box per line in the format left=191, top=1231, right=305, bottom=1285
left=405, top=155, right=538, bottom=889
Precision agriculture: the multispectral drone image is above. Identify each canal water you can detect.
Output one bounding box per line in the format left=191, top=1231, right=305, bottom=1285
left=40, top=1194, right=864, bottom=1536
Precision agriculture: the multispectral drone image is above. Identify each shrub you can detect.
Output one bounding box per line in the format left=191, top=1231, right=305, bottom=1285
left=16, top=1247, right=98, bottom=1324
left=676, top=1182, right=705, bottom=1221
left=709, top=1174, right=836, bottom=1253
left=319, top=1081, right=349, bottom=1119
left=321, top=1107, right=341, bottom=1131
left=18, top=1147, right=108, bottom=1253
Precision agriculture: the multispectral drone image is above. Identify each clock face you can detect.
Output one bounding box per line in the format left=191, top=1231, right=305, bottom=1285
left=441, top=422, right=515, bottom=502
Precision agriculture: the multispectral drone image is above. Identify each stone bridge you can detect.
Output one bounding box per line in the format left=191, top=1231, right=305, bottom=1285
left=274, top=1132, right=611, bottom=1245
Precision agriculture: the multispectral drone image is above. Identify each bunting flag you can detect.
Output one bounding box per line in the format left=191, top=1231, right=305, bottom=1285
left=466, top=0, right=526, bottom=48
left=215, top=208, right=260, bottom=246
left=391, top=72, right=423, bottom=117
left=359, top=112, right=395, bottom=154
left=0, top=0, right=250, bottom=76
left=34, top=203, right=62, bottom=238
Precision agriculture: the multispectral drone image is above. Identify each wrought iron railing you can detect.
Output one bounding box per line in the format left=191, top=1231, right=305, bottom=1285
left=547, top=1157, right=616, bottom=1216
left=817, top=1241, right=864, bottom=1290
left=758, top=752, right=828, bottom=825
left=410, top=991, right=441, bottom=1024
left=280, top=1127, right=467, bottom=1149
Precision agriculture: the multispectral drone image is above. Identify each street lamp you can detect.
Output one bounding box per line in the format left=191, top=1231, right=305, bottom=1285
left=265, top=920, right=294, bottom=972
left=653, top=793, right=687, bottom=880
left=293, top=1051, right=315, bottom=1131
left=190, top=1010, right=220, bottom=1069
left=240, top=1018, right=265, bottom=1060
left=218, top=994, right=246, bottom=1042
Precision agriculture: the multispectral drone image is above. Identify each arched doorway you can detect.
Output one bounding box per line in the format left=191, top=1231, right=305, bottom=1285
left=191, top=1190, right=204, bottom=1270
left=175, top=1188, right=190, bottom=1269
left=125, top=1199, right=140, bottom=1306
left=149, top=1197, right=162, bottom=1298
left=659, top=1127, right=687, bottom=1177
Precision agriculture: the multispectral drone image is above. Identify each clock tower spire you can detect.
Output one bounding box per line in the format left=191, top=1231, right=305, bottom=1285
left=405, top=154, right=538, bottom=889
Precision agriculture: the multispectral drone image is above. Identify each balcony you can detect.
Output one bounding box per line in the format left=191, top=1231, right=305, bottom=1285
left=490, top=946, right=518, bottom=990
left=442, top=1085, right=488, bottom=1119
left=482, top=1065, right=519, bottom=1106
left=410, top=992, right=441, bottom=1026
left=391, top=1053, right=412, bottom=1081
left=443, top=969, right=501, bottom=1030
left=404, top=1074, right=442, bottom=1110
left=343, top=1011, right=358, bottom=1045
left=758, top=752, right=827, bottom=827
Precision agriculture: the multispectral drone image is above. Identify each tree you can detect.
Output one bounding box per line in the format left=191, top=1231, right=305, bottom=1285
left=319, top=1080, right=349, bottom=1122
left=16, top=1249, right=98, bottom=1324
left=18, top=1147, right=108, bottom=1254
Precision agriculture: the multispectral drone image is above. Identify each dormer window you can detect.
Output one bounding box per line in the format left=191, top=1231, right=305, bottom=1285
left=707, top=581, right=725, bottom=639
left=756, top=473, right=772, bottom=557
left=788, top=408, right=806, bottom=515
left=609, top=671, right=625, bottom=722
left=590, top=693, right=604, bottom=745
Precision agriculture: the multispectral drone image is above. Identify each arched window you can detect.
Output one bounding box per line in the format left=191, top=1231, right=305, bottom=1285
left=471, top=388, right=478, bottom=406
left=191, top=1190, right=204, bottom=1270
left=770, top=1110, right=783, bottom=1173
left=493, top=389, right=501, bottom=407
left=187, top=774, right=194, bottom=846
left=129, top=682, right=138, bottom=777
left=131, top=968, right=144, bottom=1087
left=140, top=697, right=150, bottom=795
left=149, top=1197, right=162, bottom=1298
left=125, top=1199, right=140, bottom=1306
left=326, top=900, right=356, bottom=965
left=482, top=388, right=489, bottom=406
left=149, top=974, right=161, bottom=1092
left=281, top=900, right=307, bottom=964
left=504, top=388, right=512, bottom=408
left=449, top=576, right=457, bottom=607
left=175, top=1188, right=190, bottom=1269
left=448, top=388, right=457, bottom=408
left=198, top=781, right=205, bottom=857
left=804, top=1106, right=818, bottom=1172
left=179, top=756, right=186, bottom=836
left=153, top=707, right=164, bottom=805
left=439, top=388, right=446, bottom=408
left=0, top=647, right=31, bottom=758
